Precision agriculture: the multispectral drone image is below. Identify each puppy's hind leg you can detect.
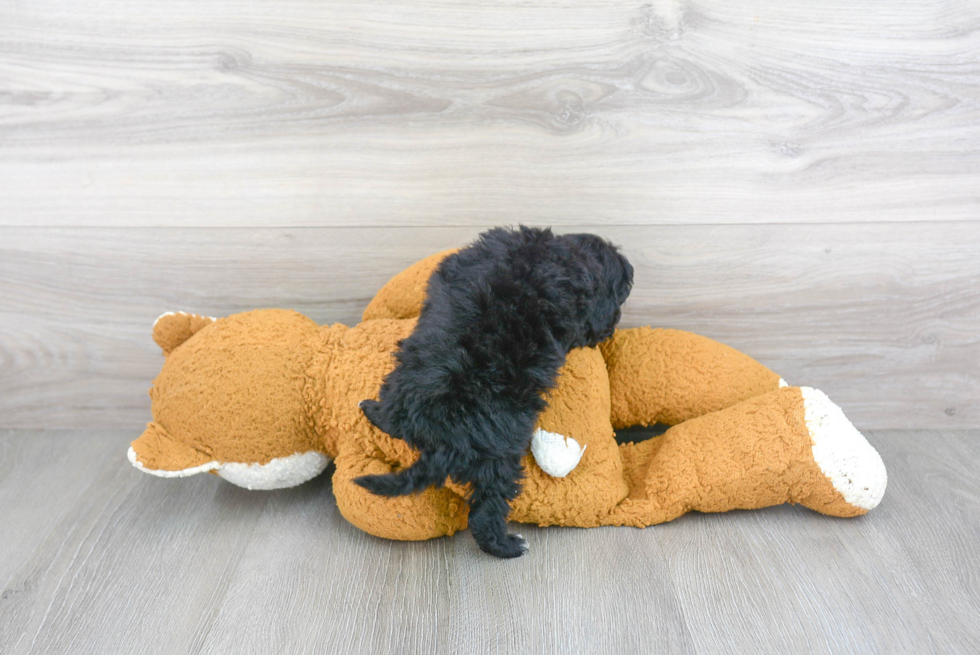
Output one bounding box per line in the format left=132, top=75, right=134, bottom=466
left=467, top=456, right=529, bottom=559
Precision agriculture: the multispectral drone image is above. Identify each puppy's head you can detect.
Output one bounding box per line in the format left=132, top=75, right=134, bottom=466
left=560, top=233, right=633, bottom=348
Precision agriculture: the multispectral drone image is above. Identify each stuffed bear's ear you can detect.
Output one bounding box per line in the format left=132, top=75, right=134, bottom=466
left=128, top=422, right=217, bottom=477
left=152, top=311, right=216, bottom=355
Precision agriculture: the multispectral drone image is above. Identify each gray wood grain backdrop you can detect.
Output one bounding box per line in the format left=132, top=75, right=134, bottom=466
left=1, top=0, right=978, bottom=429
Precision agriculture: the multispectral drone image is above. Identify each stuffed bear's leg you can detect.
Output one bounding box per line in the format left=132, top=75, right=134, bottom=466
left=600, top=327, right=784, bottom=429
left=605, top=386, right=886, bottom=527
left=361, top=249, right=458, bottom=322
left=332, top=446, right=469, bottom=541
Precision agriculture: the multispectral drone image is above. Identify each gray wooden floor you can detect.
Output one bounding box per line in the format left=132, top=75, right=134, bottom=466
left=1, top=429, right=977, bottom=654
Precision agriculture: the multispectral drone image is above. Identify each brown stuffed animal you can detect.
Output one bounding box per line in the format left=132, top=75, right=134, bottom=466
left=130, top=250, right=887, bottom=542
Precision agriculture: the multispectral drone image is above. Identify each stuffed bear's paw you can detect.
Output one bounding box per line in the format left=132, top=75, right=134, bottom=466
left=801, top=387, right=887, bottom=510
left=478, top=533, right=529, bottom=559
left=531, top=429, right=587, bottom=478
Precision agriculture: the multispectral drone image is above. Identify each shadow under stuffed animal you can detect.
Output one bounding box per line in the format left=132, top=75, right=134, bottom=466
left=130, top=249, right=887, bottom=542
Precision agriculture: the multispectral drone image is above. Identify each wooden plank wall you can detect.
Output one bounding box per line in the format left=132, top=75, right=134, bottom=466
left=1, top=0, right=978, bottom=430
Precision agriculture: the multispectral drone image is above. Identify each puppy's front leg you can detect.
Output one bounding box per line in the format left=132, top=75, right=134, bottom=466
left=466, top=456, right=528, bottom=559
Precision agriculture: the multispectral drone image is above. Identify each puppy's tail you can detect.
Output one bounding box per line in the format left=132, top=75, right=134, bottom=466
left=353, top=451, right=449, bottom=497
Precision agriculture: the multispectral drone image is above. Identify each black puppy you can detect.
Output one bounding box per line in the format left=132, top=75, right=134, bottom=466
left=355, top=226, right=633, bottom=558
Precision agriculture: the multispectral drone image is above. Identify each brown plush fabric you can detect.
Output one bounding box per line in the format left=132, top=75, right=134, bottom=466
left=152, top=312, right=215, bottom=355
left=132, top=250, right=871, bottom=543
left=510, top=347, right=629, bottom=527
left=611, top=387, right=864, bottom=528
left=361, top=249, right=458, bottom=322
left=599, top=326, right=782, bottom=428
left=142, top=309, right=320, bottom=467
left=131, top=422, right=213, bottom=471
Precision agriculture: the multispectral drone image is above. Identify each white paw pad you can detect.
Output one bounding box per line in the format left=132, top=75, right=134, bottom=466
left=801, top=387, right=887, bottom=510
left=129, top=448, right=330, bottom=490
left=531, top=429, right=587, bottom=478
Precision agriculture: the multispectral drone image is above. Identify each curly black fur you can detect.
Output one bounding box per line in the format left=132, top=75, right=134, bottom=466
left=355, top=226, right=633, bottom=558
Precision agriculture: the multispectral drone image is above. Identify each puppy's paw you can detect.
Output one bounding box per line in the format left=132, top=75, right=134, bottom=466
left=479, top=533, right=529, bottom=559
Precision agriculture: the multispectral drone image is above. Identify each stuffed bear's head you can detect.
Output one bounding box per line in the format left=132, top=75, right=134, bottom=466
left=128, top=309, right=329, bottom=489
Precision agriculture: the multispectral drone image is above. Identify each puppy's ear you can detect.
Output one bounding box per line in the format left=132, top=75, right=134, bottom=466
left=568, top=234, right=633, bottom=304
left=614, top=254, right=634, bottom=303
